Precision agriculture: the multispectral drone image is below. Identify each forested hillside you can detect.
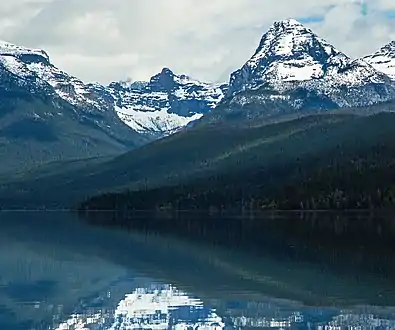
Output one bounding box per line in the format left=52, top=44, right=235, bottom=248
left=79, top=112, right=395, bottom=211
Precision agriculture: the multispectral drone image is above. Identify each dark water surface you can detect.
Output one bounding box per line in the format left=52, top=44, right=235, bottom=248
left=1, top=211, right=395, bottom=329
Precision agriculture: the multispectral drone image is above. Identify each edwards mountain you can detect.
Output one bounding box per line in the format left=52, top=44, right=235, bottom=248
left=2, top=19, right=395, bottom=209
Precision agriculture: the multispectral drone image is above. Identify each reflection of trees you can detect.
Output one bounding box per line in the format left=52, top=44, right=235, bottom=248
left=81, top=210, right=395, bottom=275
left=230, top=312, right=395, bottom=329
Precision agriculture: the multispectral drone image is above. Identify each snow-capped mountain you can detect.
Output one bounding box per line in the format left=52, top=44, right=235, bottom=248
left=362, top=41, right=395, bottom=79
left=3, top=20, right=395, bottom=164
left=0, top=39, right=147, bottom=173
left=228, top=18, right=349, bottom=94
left=205, top=19, right=395, bottom=123
left=0, top=38, right=226, bottom=138
left=110, top=68, right=226, bottom=136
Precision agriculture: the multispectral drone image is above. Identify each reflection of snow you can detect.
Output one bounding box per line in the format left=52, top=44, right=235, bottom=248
left=54, top=284, right=226, bottom=330
left=111, top=284, right=225, bottom=330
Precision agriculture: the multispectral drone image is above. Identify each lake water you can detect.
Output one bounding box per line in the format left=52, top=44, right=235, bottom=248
left=1, top=211, right=395, bottom=329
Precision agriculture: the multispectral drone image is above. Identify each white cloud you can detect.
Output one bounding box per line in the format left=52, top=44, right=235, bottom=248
left=1, top=0, right=395, bottom=84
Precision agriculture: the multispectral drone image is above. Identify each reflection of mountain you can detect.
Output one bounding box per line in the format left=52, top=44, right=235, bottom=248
left=54, top=284, right=227, bottom=330
left=53, top=282, right=395, bottom=330
left=112, top=285, right=226, bottom=330
left=2, top=212, right=395, bottom=330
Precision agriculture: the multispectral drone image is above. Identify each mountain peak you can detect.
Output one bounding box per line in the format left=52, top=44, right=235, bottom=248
left=256, top=19, right=310, bottom=50
left=362, top=41, right=395, bottom=79
left=272, top=18, right=304, bottom=28
left=0, top=40, right=50, bottom=64
left=227, top=18, right=348, bottom=95
left=160, top=67, right=174, bottom=76
left=265, top=18, right=311, bottom=40
left=149, top=68, right=177, bottom=92
left=254, top=18, right=324, bottom=58
left=372, top=41, right=395, bottom=58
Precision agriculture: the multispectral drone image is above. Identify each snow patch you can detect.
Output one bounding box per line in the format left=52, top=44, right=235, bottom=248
left=0, top=56, right=35, bottom=78
left=116, top=106, right=203, bottom=135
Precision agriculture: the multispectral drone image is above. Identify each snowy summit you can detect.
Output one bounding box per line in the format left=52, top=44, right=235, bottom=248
left=0, top=40, right=226, bottom=138
left=112, top=67, right=227, bottom=136
left=223, top=18, right=395, bottom=112
left=363, top=41, right=395, bottom=79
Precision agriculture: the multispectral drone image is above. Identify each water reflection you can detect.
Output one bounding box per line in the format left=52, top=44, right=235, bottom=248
left=1, top=211, right=395, bottom=329
left=55, top=284, right=226, bottom=330
left=52, top=281, right=395, bottom=330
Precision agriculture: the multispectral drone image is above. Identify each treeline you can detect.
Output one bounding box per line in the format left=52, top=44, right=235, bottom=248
left=79, top=143, right=395, bottom=212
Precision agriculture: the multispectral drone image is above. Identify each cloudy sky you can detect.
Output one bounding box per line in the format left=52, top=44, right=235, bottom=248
left=1, top=0, right=395, bottom=84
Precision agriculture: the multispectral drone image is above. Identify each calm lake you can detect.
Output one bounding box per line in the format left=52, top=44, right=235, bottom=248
left=1, top=211, right=395, bottom=329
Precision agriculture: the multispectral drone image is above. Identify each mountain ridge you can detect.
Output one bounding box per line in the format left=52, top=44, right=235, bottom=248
left=2, top=20, right=395, bottom=176
left=3, top=21, right=395, bottom=136
left=0, top=38, right=227, bottom=137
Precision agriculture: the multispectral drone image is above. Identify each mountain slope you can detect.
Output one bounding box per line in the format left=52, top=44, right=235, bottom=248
left=201, top=19, right=395, bottom=124
left=2, top=102, right=395, bottom=209
left=0, top=40, right=147, bottom=174
left=0, top=40, right=228, bottom=173
left=0, top=39, right=226, bottom=138
left=79, top=111, right=395, bottom=211
left=362, top=41, right=395, bottom=79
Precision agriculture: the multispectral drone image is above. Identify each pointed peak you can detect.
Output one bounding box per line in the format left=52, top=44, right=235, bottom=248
left=364, top=40, right=395, bottom=60
left=159, top=67, right=174, bottom=76
left=149, top=67, right=177, bottom=92
left=252, top=17, right=337, bottom=61
left=272, top=18, right=304, bottom=27
left=253, top=18, right=317, bottom=55
left=268, top=18, right=310, bottom=34
left=362, top=41, right=395, bottom=79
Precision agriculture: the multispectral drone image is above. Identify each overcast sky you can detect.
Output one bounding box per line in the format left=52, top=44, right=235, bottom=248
left=1, top=0, right=395, bottom=84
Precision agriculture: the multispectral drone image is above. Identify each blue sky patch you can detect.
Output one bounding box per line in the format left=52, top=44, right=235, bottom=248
left=297, top=16, right=324, bottom=24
